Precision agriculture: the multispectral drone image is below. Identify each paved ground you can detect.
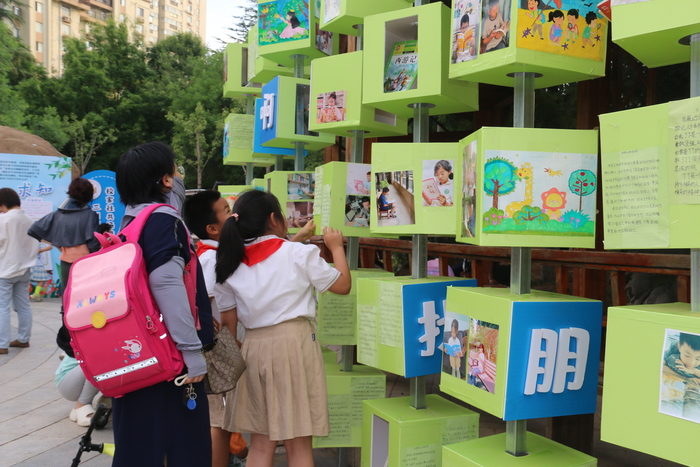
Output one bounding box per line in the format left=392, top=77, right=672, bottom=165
left=0, top=297, right=685, bottom=466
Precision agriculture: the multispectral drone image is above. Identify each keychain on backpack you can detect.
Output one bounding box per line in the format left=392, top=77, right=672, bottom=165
left=184, top=384, right=197, bottom=410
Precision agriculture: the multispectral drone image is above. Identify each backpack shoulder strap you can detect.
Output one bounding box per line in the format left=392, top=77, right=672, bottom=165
left=119, top=203, right=175, bottom=242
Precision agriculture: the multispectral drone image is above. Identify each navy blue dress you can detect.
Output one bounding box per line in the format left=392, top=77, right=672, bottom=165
left=111, top=213, right=214, bottom=467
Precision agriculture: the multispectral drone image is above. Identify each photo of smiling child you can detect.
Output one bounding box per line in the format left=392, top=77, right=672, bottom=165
left=659, top=329, right=700, bottom=424
left=422, top=159, right=454, bottom=207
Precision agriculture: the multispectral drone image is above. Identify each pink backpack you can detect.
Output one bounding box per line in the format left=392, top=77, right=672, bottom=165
left=63, top=204, right=199, bottom=398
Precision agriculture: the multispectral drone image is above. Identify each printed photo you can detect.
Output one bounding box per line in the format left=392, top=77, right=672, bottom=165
left=442, top=311, right=470, bottom=379
left=467, top=318, right=499, bottom=393
left=659, top=329, right=700, bottom=424
left=452, top=0, right=480, bottom=63
left=296, top=84, right=319, bottom=137
left=375, top=171, right=415, bottom=227
left=286, top=201, right=314, bottom=228
left=258, top=0, right=310, bottom=46
left=287, top=173, right=315, bottom=200
left=515, top=0, right=606, bottom=61
left=462, top=141, right=477, bottom=237
left=345, top=195, right=371, bottom=228
left=323, top=0, right=340, bottom=23
left=314, top=24, right=333, bottom=55
left=480, top=0, right=511, bottom=54
left=316, top=90, right=346, bottom=124
left=383, top=41, right=418, bottom=93
left=346, top=163, right=371, bottom=196
left=422, top=159, right=455, bottom=207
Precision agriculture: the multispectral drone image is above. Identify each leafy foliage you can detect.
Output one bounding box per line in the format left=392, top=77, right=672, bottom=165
left=512, top=205, right=549, bottom=225
left=568, top=169, right=596, bottom=211
left=483, top=207, right=505, bottom=227
left=561, top=210, right=590, bottom=229
left=483, top=157, right=518, bottom=209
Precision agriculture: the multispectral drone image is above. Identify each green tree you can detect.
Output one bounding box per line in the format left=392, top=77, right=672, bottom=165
left=568, top=169, right=596, bottom=211
left=0, top=0, right=26, bottom=25
left=167, top=102, right=216, bottom=188
left=25, top=107, right=69, bottom=150
left=224, top=0, right=257, bottom=44
left=483, top=157, right=518, bottom=210
left=63, top=112, right=118, bottom=175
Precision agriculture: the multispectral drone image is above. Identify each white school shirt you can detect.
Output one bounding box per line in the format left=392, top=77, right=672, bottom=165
left=0, top=209, right=39, bottom=279
left=213, top=235, right=340, bottom=330
left=197, top=239, right=220, bottom=322
left=438, top=179, right=454, bottom=206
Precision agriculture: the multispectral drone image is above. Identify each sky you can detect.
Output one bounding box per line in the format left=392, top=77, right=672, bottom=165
left=205, top=0, right=250, bottom=50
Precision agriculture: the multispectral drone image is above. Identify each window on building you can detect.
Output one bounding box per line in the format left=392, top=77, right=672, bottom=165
left=149, top=23, right=156, bottom=31
left=120, top=0, right=125, bottom=5
left=136, top=6, right=144, bottom=16
left=35, top=2, right=43, bottom=13
left=36, top=41, right=43, bottom=52
left=12, top=6, right=21, bottom=16
left=149, top=35, right=157, bottom=42
left=61, top=5, right=70, bottom=15
left=35, top=21, right=43, bottom=33
left=61, top=24, right=70, bottom=35
left=149, top=12, right=155, bottom=22
left=12, top=27, right=20, bottom=38
left=186, top=16, right=191, bottom=23
left=119, top=13, right=125, bottom=21
left=135, top=23, right=143, bottom=33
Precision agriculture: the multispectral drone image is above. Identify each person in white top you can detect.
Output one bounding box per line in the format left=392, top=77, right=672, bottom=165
left=214, top=190, right=350, bottom=467
left=0, top=188, right=39, bottom=353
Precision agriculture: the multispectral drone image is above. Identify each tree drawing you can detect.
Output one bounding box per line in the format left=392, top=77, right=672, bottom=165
left=483, top=157, right=518, bottom=209
left=568, top=169, right=596, bottom=211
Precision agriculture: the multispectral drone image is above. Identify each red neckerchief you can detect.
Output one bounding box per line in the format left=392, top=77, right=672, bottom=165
left=196, top=242, right=217, bottom=257
left=243, top=238, right=285, bottom=266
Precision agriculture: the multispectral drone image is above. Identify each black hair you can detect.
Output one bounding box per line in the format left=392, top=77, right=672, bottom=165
left=288, top=10, right=300, bottom=29
left=116, top=142, right=175, bottom=206
left=679, top=333, right=700, bottom=352
left=585, top=11, right=597, bottom=24
left=67, top=177, right=94, bottom=205
left=523, top=0, right=540, bottom=8
left=381, top=187, right=390, bottom=194
left=183, top=190, right=221, bottom=240
left=567, top=8, right=579, bottom=19
left=548, top=9, right=564, bottom=22
left=360, top=197, right=370, bottom=204
left=451, top=319, right=459, bottom=331
left=434, top=160, right=453, bottom=175
left=488, top=0, right=499, bottom=8
left=97, top=223, right=112, bottom=234
left=329, top=92, right=337, bottom=101
left=0, top=187, right=21, bottom=209
left=215, top=190, right=285, bottom=283
left=460, top=14, right=469, bottom=26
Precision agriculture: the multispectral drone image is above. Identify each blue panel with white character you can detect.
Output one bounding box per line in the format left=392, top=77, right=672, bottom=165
left=504, top=300, right=603, bottom=420
left=402, top=279, right=477, bottom=378
left=253, top=97, right=300, bottom=157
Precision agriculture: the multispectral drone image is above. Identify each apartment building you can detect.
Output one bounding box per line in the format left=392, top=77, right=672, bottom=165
left=2, top=0, right=206, bottom=74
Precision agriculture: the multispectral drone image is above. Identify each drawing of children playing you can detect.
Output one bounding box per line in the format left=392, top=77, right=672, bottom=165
left=280, top=10, right=306, bottom=39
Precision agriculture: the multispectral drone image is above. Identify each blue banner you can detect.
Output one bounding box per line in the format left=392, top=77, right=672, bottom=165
left=84, top=170, right=124, bottom=233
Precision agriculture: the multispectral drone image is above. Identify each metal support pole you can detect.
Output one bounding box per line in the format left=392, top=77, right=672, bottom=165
left=690, top=34, right=700, bottom=312
left=245, top=95, right=256, bottom=184
left=505, top=71, right=536, bottom=456
left=410, top=376, right=427, bottom=410
left=506, top=419, right=528, bottom=457
left=274, top=155, right=284, bottom=171
left=245, top=163, right=254, bottom=185
left=292, top=54, right=307, bottom=172
left=355, top=24, right=364, bottom=51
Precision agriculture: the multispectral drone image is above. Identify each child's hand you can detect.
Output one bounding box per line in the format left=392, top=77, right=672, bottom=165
left=323, top=226, right=344, bottom=252
left=292, top=220, right=316, bottom=242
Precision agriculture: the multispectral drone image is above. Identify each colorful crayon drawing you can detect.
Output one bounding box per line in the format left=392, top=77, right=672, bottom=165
left=482, top=149, right=597, bottom=236
left=258, top=0, right=310, bottom=45
left=516, top=0, right=607, bottom=61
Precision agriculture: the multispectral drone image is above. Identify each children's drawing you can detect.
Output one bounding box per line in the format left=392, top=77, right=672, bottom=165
left=659, top=329, right=700, bottom=424
left=462, top=141, right=478, bottom=238
left=481, top=149, right=596, bottom=236
left=259, top=0, right=310, bottom=46
left=516, top=0, right=607, bottom=61
left=346, top=163, right=371, bottom=196
left=323, top=0, right=340, bottom=23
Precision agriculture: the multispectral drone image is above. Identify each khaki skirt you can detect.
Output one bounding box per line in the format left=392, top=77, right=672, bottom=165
left=223, top=318, right=329, bottom=440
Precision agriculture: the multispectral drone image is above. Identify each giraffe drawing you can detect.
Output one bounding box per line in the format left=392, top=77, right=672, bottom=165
left=505, top=163, right=534, bottom=217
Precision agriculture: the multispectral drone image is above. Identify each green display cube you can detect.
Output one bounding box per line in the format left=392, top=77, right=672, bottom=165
left=612, top=0, right=699, bottom=68
left=320, top=0, right=412, bottom=36
left=259, top=76, right=336, bottom=151
left=309, top=52, right=408, bottom=137
left=322, top=345, right=339, bottom=364
left=443, top=432, right=596, bottom=466
left=252, top=178, right=267, bottom=191
left=356, top=276, right=476, bottom=378
left=218, top=185, right=252, bottom=208
left=256, top=0, right=339, bottom=68
left=246, top=25, right=299, bottom=84
left=601, top=303, right=700, bottom=467
left=361, top=395, right=479, bottom=467
left=449, top=0, right=608, bottom=88
left=265, top=170, right=316, bottom=235
left=313, top=363, right=386, bottom=448
left=454, top=127, right=599, bottom=248
left=599, top=95, right=700, bottom=249
left=441, top=287, right=602, bottom=420
left=223, top=113, right=276, bottom=167
left=370, top=143, right=460, bottom=236
left=362, top=2, right=478, bottom=118
left=223, top=43, right=262, bottom=99
left=318, top=267, right=394, bottom=345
